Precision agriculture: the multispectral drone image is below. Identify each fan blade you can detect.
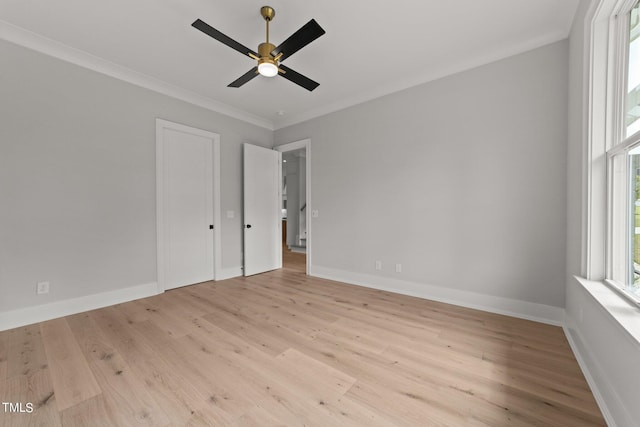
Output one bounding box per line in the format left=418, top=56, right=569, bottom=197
left=192, top=19, right=258, bottom=58
left=228, top=67, right=259, bottom=88
left=270, top=19, right=325, bottom=62
left=279, top=65, right=319, bottom=91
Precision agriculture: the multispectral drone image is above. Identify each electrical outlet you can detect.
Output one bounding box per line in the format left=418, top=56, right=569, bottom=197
left=36, top=281, right=50, bottom=295
left=395, top=263, right=402, bottom=273
left=375, top=260, right=382, bottom=270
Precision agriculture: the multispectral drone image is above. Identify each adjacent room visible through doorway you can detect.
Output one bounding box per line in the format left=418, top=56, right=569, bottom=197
left=281, top=148, right=307, bottom=272
left=276, top=140, right=310, bottom=274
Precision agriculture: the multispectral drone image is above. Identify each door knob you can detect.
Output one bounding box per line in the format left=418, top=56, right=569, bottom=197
left=246, top=224, right=252, bottom=228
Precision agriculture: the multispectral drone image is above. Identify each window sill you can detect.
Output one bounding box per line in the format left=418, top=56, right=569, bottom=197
left=603, top=279, right=640, bottom=307
left=574, top=276, right=640, bottom=348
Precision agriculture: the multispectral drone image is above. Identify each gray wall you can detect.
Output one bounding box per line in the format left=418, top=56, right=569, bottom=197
left=0, top=39, right=272, bottom=312
left=276, top=40, right=569, bottom=308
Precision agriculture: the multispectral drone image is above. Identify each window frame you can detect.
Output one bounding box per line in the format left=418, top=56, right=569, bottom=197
left=602, top=0, right=640, bottom=305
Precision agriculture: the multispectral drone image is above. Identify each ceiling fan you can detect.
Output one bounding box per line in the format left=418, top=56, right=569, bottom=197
left=192, top=6, right=325, bottom=91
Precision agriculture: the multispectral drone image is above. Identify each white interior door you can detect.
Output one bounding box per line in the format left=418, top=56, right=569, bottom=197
left=157, top=121, right=218, bottom=290
left=243, top=143, right=282, bottom=276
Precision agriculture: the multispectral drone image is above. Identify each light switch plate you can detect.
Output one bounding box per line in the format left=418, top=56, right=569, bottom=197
left=311, top=210, right=319, bottom=218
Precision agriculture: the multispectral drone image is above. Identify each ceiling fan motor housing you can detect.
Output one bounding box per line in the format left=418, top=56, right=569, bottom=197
left=257, top=42, right=278, bottom=76
left=258, top=43, right=278, bottom=69
left=258, top=42, right=276, bottom=60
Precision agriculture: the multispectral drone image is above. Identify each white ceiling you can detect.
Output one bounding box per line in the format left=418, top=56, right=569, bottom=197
left=0, top=0, right=579, bottom=130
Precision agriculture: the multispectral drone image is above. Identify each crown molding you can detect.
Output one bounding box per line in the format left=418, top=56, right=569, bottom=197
left=0, top=18, right=571, bottom=133
left=0, top=20, right=275, bottom=130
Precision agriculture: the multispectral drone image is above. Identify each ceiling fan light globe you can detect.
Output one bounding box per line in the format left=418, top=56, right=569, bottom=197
left=258, top=62, right=278, bottom=77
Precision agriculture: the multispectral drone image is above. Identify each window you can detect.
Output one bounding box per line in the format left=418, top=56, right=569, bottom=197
left=606, top=1, right=640, bottom=302
left=627, top=2, right=640, bottom=137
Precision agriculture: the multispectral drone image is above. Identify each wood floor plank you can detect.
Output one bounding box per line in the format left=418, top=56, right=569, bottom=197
left=0, top=360, right=6, bottom=385
left=381, top=344, right=604, bottom=426
left=317, top=320, right=390, bottom=355
left=182, top=321, right=360, bottom=426
left=129, top=354, right=234, bottom=426
left=22, top=368, right=61, bottom=426
left=173, top=330, right=341, bottom=426
left=480, top=348, right=595, bottom=391
left=40, top=318, right=101, bottom=411
left=170, top=331, right=296, bottom=419
left=89, top=306, right=158, bottom=365
left=1, top=369, right=62, bottom=427
left=110, top=300, right=150, bottom=325
left=0, top=333, right=6, bottom=422
left=5, top=324, right=47, bottom=379
left=251, top=278, right=445, bottom=342
left=304, top=328, right=478, bottom=425
left=275, top=348, right=356, bottom=399
left=233, top=405, right=288, bottom=427
left=127, top=297, right=192, bottom=339
left=87, top=307, right=231, bottom=425
left=130, top=319, right=246, bottom=421
left=201, top=302, right=295, bottom=357
left=203, top=320, right=454, bottom=425
left=66, top=311, right=176, bottom=426
left=381, top=336, right=596, bottom=415
left=60, top=395, right=119, bottom=427
left=346, top=378, right=469, bottom=426
left=0, top=329, right=7, bottom=376
left=41, top=319, right=102, bottom=411
left=86, top=346, right=170, bottom=426
left=65, top=312, right=117, bottom=368
left=203, top=278, right=339, bottom=324
left=1, top=329, right=60, bottom=425
left=317, top=394, right=400, bottom=427
left=1, top=374, right=29, bottom=427
left=161, top=289, right=216, bottom=318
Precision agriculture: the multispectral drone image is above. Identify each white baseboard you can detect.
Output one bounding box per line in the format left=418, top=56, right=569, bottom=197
left=311, top=265, right=565, bottom=326
left=0, top=282, right=160, bottom=331
left=0, top=266, right=243, bottom=332
left=562, top=321, right=620, bottom=427
left=0, top=265, right=563, bottom=330
left=216, top=267, right=243, bottom=281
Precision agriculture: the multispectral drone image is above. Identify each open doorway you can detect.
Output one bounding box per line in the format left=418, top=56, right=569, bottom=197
left=275, top=139, right=310, bottom=274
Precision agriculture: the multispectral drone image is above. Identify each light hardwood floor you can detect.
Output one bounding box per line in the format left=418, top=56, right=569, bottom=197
left=282, top=248, right=306, bottom=273
left=0, top=261, right=605, bottom=426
